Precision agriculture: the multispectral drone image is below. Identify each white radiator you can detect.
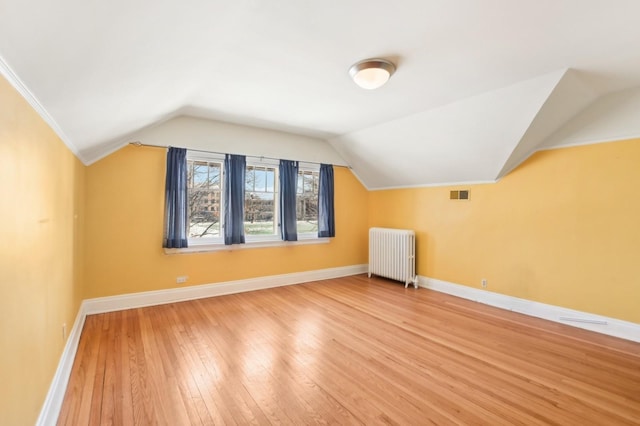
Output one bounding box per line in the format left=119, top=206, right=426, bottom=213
left=368, top=227, right=417, bottom=288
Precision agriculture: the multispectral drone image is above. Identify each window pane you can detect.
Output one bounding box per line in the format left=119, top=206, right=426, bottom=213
left=245, top=166, right=255, bottom=191
left=296, top=174, right=303, bottom=194
left=296, top=170, right=319, bottom=233
left=209, top=164, right=221, bottom=189
left=255, top=168, right=266, bottom=192
left=266, top=169, right=275, bottom=192
left=193, top=162, right=209, bottom=186
left=245, top=166, right=277, bottom=236
left=188, top=159, right=222, bottom=238
left=303, top=173, right=314, bottom=193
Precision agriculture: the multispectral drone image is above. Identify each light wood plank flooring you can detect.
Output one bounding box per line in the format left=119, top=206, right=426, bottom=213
left=58, top=275, right=640, bottom=425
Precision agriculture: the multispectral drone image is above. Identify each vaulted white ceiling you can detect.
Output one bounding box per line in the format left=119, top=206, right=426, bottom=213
left=2, top=1, right=640, bottom=188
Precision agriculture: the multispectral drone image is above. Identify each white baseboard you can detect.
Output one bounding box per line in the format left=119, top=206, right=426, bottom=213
left=36, top=307, right=87, bottom=426
left=37, top=263, right=366, bottom=425
left=419, top=276, right=640, bottom=343
left=83, top=264, right=368, bottom=314
left=40, top=266, right=634, bottom=425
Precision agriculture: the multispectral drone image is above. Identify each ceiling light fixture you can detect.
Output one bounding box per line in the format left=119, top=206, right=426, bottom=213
left=349, top=58, right=396, bottom=90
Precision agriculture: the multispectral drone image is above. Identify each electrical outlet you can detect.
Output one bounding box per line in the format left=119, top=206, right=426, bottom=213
left=62, top=323, right=67, bottom=340
left=176, top=275, right=188, bottom=284
left=481, top=279, right=487, bottom=288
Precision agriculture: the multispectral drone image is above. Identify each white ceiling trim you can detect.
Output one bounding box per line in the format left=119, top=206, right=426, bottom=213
left=543, top=134, right=640, bottom=152
left=0, top=54, right=84, bottom=162
left=368, top=179, right=499, bottom=192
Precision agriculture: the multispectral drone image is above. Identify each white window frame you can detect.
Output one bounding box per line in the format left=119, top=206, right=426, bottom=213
left=186, top=152, right=225, bottom=246
left=244, top=157, right=281, bottom=243
left=171, top=153, right=326, bottom=254
left=296, top=162, right=320, bottom=240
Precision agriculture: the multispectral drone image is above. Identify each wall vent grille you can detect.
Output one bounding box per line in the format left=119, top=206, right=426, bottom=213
left=450, top=190, right=469, bottom=200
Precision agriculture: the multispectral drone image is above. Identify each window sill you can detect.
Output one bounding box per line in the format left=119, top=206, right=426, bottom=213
left=164, top=237, right=330, bottom=254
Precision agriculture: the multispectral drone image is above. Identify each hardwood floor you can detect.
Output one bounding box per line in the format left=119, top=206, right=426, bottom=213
left=58, top=275, right=640, bottom=425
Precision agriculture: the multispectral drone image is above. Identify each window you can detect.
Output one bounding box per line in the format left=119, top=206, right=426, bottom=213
left=187, top=157, right=222, bottom=240
left=296, top=168, right=319, bottom=235
left=245, top=165, right=278, bottom=237
left=185, top=153, right=321, bottom=245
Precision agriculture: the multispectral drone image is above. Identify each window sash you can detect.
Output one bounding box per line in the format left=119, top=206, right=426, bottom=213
left=187, top=153, right=225, bottom=244
left=298, top=163, right=319, bottom=232
left=245, top=164, right=278, bottom=238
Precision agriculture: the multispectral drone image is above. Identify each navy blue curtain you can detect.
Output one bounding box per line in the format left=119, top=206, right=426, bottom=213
left=163, top=147, right=189, bottom=248
left=279, top=160, right=299, bottom=241
left=318, top=164, right=335, bottom=238
left=224, top=154, right=246, bottom=245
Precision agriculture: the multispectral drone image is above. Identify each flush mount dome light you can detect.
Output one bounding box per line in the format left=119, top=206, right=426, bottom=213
left=349, top=58, right=396, bottom=90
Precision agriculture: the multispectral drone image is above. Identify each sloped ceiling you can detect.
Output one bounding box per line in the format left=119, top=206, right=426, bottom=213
left=330, top=69, right=598, bottom=188
left=2, top=1, right=640, bottom=189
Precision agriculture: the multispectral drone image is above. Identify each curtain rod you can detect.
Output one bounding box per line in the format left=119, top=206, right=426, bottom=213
left=129, top=141, right=351, bottom=169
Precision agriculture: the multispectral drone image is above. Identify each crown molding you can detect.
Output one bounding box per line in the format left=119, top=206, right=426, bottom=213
left=0, top=54, right=85, bottom=163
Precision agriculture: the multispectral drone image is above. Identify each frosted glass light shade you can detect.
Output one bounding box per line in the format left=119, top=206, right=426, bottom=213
left=349, top=59, right=396, bottom=90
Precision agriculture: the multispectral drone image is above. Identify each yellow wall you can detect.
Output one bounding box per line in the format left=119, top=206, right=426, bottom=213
left=0, top=76, right=85, bottom=425
left=370, top=138, right=640, bottom=323
left=84, top=145, right=369, bottom=298
left=3, top=62, right=639, bottom=424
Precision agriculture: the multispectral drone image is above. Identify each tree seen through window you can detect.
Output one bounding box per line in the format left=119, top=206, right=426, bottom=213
left=187, top=160, right=222, bottom=238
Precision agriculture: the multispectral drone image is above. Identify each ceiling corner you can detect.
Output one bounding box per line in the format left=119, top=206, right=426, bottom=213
left=0, top=54, right=83, bottom=162
left=495, top=68, right=599, bottom=179
left=540, top=86, right=640, bottom=150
